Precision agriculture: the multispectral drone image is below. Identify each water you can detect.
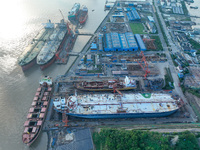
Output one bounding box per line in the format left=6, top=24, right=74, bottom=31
left=186, top=0, right=200, bottom=28
left=0, top=0, right=107, bottom=149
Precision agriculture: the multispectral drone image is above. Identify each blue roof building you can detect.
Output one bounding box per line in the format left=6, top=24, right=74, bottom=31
left=119, top=34, right=129, bottom=51
left=134, top=34, right=146, bottom=51
left=90, top=43, right=97, bottom=52
left=125, top=32, right=138, bottom=51
left=110, top=32, right=121, bottom=51
left=131, top=7, right=140, bottom=20
left=98, top=34, right=103, bottom=51
left=104, top=33, right=113, bottom=51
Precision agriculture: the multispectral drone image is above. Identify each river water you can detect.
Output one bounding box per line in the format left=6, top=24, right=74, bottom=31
left=0, top=0, right=107, bottom=149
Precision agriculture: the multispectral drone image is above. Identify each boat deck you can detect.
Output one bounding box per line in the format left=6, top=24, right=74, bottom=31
left=55, top=93, right=179, bottom=115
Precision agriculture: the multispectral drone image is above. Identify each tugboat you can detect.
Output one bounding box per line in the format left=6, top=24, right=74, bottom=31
left=22, top=76, right=53, bottom=146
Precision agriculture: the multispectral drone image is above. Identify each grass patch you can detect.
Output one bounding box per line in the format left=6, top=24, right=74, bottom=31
left=87, top=65, right=102, bottom=73
left=150, top=35, right=163, bottom=50
left=190, top=103, right=200, bottom=121
left=93, top=129, right=200, bottom=150
left=188, top=38, right=200, bottom=50
left=129, top=23, right=146, bottom=34
left=163, top=67, right=174, bottom=90
left=170, top=54, right=178, bottom=67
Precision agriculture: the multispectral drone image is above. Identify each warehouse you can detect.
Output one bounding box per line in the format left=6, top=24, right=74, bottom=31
left=104, top=33, right=113, bottom=51
left=103, top=32, right=139, bottom=51
left=98, top=34, right=103, bottom=51
left=125, top=32, right=138, bottom=51
left=131, top=7, right=140, bottom=20
left=134, top=34, right=146, bottom=51
left=110, top=32, right=121, bottom=51
left=119, top=33, right=129, bottom=51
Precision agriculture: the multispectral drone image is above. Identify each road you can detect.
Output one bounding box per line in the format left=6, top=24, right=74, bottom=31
left=153, top=0, right=197, bottom=122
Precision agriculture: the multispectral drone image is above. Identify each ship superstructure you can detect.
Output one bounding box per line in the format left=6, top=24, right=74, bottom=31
left=75, top=76, right=136, bottom=91
left=68, top=3, right=80, bottom=21
left=22, top=76, right=53, bottom=146
left=53, top=93, right=181, bottom=119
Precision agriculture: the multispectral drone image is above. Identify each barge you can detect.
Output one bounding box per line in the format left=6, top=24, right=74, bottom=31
left=22, top=76, right=53, bottom=146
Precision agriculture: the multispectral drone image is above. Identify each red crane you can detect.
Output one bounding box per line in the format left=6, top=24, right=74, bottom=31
left=137, top=51, right=150, bottom=79
left=112, top=83, right=123, bottom=96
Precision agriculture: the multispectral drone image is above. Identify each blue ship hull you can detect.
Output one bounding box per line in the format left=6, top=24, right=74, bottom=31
left=54, top=109, right=178, bottom=119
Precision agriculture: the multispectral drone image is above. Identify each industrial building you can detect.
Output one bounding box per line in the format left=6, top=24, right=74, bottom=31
left=98, top=34, right=103, bottom=52
left=134, top=34, right=146, bottom=51
left=104, top=32, right=138, bottom=51
left=147, top=16, right=155, bottom=22
left=146, top=22, right=157, bottom=33
left=126, top=7, right=141, bottom=21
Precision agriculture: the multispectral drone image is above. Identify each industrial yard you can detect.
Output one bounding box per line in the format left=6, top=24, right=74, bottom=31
left=25, top=0, right=200, bottom=149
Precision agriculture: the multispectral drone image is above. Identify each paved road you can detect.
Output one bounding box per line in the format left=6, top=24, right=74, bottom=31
left=153, top=0, right=197, bottom=122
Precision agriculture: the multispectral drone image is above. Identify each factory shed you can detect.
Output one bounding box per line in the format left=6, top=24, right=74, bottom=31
left=104, top=33, right=113, bottom=51
left=110, top=32, right=121, bottom=51
left=134, top=34, right=146, bottom=51
left=90, top=43, right=97, bottom=52
left=112, top=71, right=129, bottom=76
left=131, top=7, right=140, bottom=20
left=127, top=11, right=134, bottom=21
left=119, top=33, right=129, bottom=51
left=147, top=16, right=154, bottom=22
left=98, top=34, right=103, bottom=51
left=125, top=32, right=138, bottom=51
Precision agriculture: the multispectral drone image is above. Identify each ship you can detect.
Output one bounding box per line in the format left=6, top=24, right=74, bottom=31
left=190, top=6, right=198, bottom=9
left=78, top=5, right=88, bottom=24
left=17, top=20, right=54, bottom=71
left=53, top=93, right=183, bottom=119
left=36, top=19, right=70, bottom=70
left=22, top=76, right=53, bottom=146
left=75, top=76, right=136, bottom=91
left=68, top=3, right=80, bottom=22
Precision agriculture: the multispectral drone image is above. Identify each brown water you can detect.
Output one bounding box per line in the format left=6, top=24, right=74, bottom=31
left=0, top=0, right=107, bottom=149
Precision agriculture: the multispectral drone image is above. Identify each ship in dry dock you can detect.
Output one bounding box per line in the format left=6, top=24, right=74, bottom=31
left=17, top=20, right=54, bottom=71
left=75, top=76, right=136, bottom=91
left=36, top=19, right=71, bottom=70
left=22, top=76, right=53, bottom=146
left=53, top=93, right=183, bottom=119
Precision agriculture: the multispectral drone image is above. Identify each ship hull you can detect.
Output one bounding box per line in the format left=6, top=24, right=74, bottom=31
left=76, top=86, right=136, bottom=91
left=21, top=58, right=36, bottom=71
left=39, top=55, right=56, bottom=70
left=79, top=13, right=88, bottom=24
left=55, top=109, right=178, bottom=119
left=39, top=29, right=69, bottom=70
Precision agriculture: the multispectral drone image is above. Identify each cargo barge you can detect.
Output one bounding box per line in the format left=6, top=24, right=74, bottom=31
left=22, top=76, right=53, bottom=146
left=53, top=93, right=182, bottom=119
left=75, top=76, right=136, bottom=91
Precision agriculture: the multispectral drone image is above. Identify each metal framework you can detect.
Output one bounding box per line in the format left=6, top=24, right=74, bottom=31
left=137, top=51, right=150, bottom=79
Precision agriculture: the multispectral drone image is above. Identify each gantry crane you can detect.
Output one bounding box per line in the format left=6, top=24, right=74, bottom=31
left=137, top=51, right=150, bottom=79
